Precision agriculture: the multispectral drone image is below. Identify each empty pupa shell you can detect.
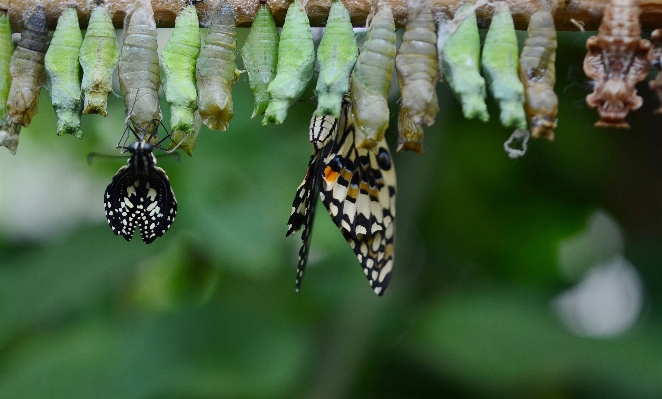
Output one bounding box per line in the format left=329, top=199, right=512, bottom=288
left=7, top=5, right=50, bottom=127
left=349, top=2, right=396, bottom=150
left=481, top=2, right=526, bottom=130
left=263, top=0, right=315, bottom=125
left=397, top=103, right=424, bottom=155
left=443, top=2, right=488, bottom=122
left=119, top=0, right=161, bottom=136
left=162, top=5, right=201, bottom=154
left=240, top=2, right=278, bottom=119
left=315, top=0, right=358, bottom=118
left=0, top=11, right=21, bottom=154
left=196, top=0, right=238, bottom=131
left=395, top=0, right=439, bottom=127
left=519, top=10, right=558, bottom=140
left=79, top=5, right=120, bottom=116
left=45, top=7, right=84, bottom=138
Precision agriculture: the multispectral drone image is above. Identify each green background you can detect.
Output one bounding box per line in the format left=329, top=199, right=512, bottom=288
left=1, top=29, right=661, bottom=398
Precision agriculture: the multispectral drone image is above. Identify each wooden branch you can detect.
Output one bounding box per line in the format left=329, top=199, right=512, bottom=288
left=4, top=0, right=662, bottom=32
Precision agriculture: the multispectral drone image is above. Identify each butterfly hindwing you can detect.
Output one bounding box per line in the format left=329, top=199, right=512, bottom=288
left=138, top=164, right=177, bottom=244
left=104, top=165, right=140, bottom=241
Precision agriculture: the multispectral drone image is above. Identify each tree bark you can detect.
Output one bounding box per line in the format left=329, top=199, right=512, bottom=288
left=3, top=0, right=662, bottom=32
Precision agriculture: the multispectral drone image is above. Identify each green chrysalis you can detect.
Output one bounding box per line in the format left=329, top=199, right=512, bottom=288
left=349, top=2, right=396, bottom=150
left=519, top=10, right=557, bottom=141
left=196, top=0, right=238, bottom=132
left=263, top=0, right=315, bottom=125
left=397, top=103, right=424, bottom=155
left=315, top=0, right=358, bottom=118
left=162, top=5, right=201, bottom=155
left=395, top=0, right=439, bottom=127
left=79, top=5, right=120, bottom=116
left=7, top=5, right=50, bottom=127
left=443, top=3, right=488, bottom=122
left=45, top=7, right=84, bottom=138
left=119, top=0, right=161, bottom=136
left=481, top=2, right=526, bottom=130
left=240, top=2, right=278, bottom=119
left=0, top=10, right=13, bottom=126
left=0, top=11, right=21, bottom=154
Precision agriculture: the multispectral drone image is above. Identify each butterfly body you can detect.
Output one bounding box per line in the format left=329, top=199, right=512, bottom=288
left=104, top=140, right=177, bottom=244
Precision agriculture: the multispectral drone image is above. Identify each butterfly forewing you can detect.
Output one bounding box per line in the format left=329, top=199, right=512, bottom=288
left=319, top=103, right=396, bottom=295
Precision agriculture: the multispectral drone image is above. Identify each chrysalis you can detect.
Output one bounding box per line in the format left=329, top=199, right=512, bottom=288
left=45, top=7, right=84, bottom=138
left=263, top=0, right=315, bottom=125
left=443, top=3, right=488, bottom=122
left=0, top=10, right=21, bottom=154
left=162, top=5, right=201, bottom=155
left=397, top=104, right=424, bottom=154
left=395, top=0, right=439, bottom=127
left=79, top=5, right=120, bottom=116
left=519, top=10, right=558, bottom=140
left=196, top=0, right=238, bottom=131
left=481, top=2, right=526, bottom=130
left=584, top=0, right=650, bottom=129
left=349, top=2, right=396, bottom=150
left=7, top=5, right=50, bottom=127
left=650, top=29, right=662, bottom=113
left=119, top=0, right=161, bottom=136
left=315, top=0, right=358, bottom=118
left=240, top=2, right=278, bottom=119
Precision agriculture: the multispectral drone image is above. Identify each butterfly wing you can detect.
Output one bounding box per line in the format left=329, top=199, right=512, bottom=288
left=319, top=101, right=397, bottom=296
left=104, top=164, right=141, bottom=241
left=138, top=165, right=177, bottom=244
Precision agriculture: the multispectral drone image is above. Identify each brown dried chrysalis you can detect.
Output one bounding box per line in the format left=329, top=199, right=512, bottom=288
left=583, top=0, right=651, bottom=129
left=649, top=29, right=662, bottom=114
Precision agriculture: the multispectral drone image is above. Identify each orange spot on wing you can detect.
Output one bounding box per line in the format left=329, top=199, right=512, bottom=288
left=324, top=166, right=339, bottom=183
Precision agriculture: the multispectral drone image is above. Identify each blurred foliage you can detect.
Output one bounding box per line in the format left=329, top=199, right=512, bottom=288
left=1, top=29, right=662, bottom=399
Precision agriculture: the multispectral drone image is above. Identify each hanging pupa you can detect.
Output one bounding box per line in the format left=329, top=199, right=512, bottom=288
left=0, top=10, right=21, bottom=154
left=315, top=0, right=358, bottom=118
left=196, top=0, right=238, bottom=131
left=584, top=0, right=650, bottom=128
left=45, top=7, right=84, bottom=138
left=443, top=2, right=488, bottom=122
left=349, top=2, right=396, bottom=150
left=7, top=5, right=50, bottom=127
left=395, top=0, right=438, bottom=127
left=240, top=2, right=278, bottom=119
left=263, top=0, right=315, bottom=125
left=79, top=4, right=120, bottom=116
left=481, top=2, right=526, bottom=129
left=118, top=0, right=161, bottom=136
left=162, top=4, right=201, bottom=154
left=519, top=10, right=557, bottom=140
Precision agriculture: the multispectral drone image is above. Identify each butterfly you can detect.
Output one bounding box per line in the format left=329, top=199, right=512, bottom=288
left=287, top=98, right=397, bottom=296
left=104, top=121, right=177, bottom=244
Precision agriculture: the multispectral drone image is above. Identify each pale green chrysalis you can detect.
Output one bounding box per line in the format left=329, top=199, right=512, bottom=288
left=45, top=7, right=84, bottom=138
left=196, top=0, right=238, bottom=132
left=162, top=5, right=201, bottom=155
left=79, top=5, right=120, bottom=117
left=481, top=2, right=526, bottom=130
left=119, top=0, right=161, bottom=136
left=7, top=5, right=50, bottom=127
left=519, top=10, right=557, bottom=141
left=315, top=0, right=358, bottom=118
left=395, top=0, right=439, bottom=127
left=349, top=2, right=396, bottom=150
left=397, top=103, right=424, bottom=155
left=443, top=2, right=488, bottom=122
left=240, top=2, right=278, bottom=119
left=0, top=10, right=21, bottom=154
left=263, top=0, right=315, bottom=125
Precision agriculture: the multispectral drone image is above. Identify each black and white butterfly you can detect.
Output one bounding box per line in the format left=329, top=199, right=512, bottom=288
left=287, top=98, right=397, bottom=296
left=104, top=121, right=177, bottom=244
